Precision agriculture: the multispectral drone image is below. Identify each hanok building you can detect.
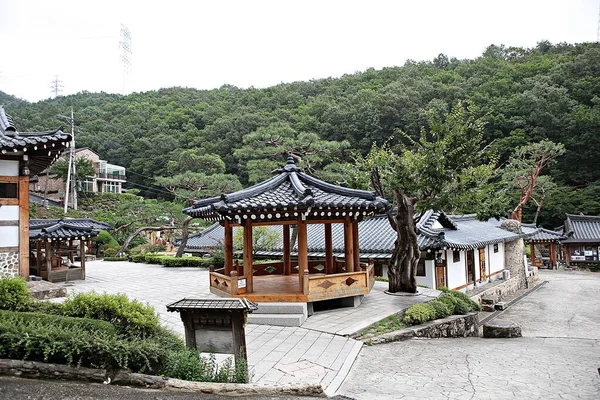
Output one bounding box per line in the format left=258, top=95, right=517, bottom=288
left=0, top=106, right=70, bottom=278
left=524, top=226, right=565, bottom=269
left=181, top=210, right=537, bottom=292
left=183, top=157, right=391, bottom=304
left=562, top=213, right=600, bottom=265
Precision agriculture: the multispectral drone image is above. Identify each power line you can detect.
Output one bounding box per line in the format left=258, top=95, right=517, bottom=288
left=50, top=75, right=63, bottom=98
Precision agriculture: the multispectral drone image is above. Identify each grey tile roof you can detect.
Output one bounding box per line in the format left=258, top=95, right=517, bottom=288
left=525, top=228, right=565, bottom=243
left=562, top=214, right=600, bottom=243
left=179, top=211, right=534, bottom=256
left=183, top=156, right=391, bottom=222
left=0, top=106, right=71, bottom=175
left=30, top=218, right=112, bottom=230
left=29, top=220, right=100, bottom=240
left=166, top=298, right=258, bottom=312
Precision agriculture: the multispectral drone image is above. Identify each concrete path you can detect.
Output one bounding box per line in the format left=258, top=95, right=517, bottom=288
left=62, top=260, right=432, bottom=394
left=339, top=270, right=600, bottom=400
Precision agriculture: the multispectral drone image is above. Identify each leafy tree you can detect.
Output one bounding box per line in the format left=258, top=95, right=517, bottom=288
left=155, top=171, right=242, bottom=201
left=503, top=140, right=565, bottom=222
left=357, top=102, right=499, bottom=293
left=233, top=226, right=280, bottom=257
left=49, top=157, right=96, bottom=191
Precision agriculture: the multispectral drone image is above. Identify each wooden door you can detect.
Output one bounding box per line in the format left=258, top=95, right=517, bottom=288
left=435, top=260, right=446, bottom=289
left=478, top=248, right=486, bottom=281
left=466, top=250, right=476, bottom=284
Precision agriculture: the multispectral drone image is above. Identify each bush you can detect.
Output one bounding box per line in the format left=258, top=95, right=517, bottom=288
left=403, top=303, right=436, bottom=325
left=0, top=276, right=32, bottom=311
left=143, top=255, right=214, bottom=268
left=439, top=290, right=482, bottom=314
left=92, top=230, right=120, bottom=257
left=428, top=299, right=453, bottom=319
left=103, top=257, right=128, bottom=262
left=60, top=292, right=160, bottom=338
left=162, top=349, right=250, bottom=383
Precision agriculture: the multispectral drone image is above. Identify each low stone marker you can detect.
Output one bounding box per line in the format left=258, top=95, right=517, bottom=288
left=483, top=320, right=522, bottom=338
left=481, top=296, right=497, bottom=312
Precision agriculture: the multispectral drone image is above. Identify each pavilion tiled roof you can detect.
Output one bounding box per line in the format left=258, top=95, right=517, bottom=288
left=0, top=106, right=71, bottom=175
left=29, top=220, right=100, bottom=240
left=30, top=218, right=112, bottom=230
left=525, top=227, right=565, bottom=243
left=562, top=214, right=600, bottom=243
left=178, top=211, right=536, bottom=257
left=183, top=156, right=391, bottom=222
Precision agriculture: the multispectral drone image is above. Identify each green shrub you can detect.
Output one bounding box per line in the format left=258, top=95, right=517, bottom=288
left=60, top=292, right=160, bottom=338
left=428, top=299, right=453, bottom=319
left=26, top=300, right=64, bottom=315
left=403, top=303, right=436, bottom=325
left=0, top=276, right=32, bottom=311
left=103, top=257, right=128, bottom=262
left=437, top=290, right=482, bottom=314
left=143, top=255, right=214, bottom=268
left=161, top=349, right=250, bottom=383
left=93, top=230, right=120, bottom=257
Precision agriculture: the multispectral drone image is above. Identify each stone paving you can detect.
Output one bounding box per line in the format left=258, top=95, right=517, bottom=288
left=339, top=270, right=600, bottom=400
left=62, top=260, right=434, bottom=394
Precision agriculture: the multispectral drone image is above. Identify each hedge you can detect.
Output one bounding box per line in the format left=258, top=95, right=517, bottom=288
left=403, top=290, right=482, bottom=326
left=139, top=255, right=216, bottom=268
left=103, top=257, right=128, bottom=262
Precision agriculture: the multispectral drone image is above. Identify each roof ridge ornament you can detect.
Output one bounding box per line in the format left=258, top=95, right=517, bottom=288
left=280, top=155, right=304, bottom=173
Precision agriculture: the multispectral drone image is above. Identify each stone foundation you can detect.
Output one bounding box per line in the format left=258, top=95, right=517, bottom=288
left=0, top=252, right=19, bottom=277
left=470, top=269, right=539, bottom=306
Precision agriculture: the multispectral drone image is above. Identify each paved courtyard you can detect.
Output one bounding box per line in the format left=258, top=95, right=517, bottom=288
left=64, top=260, right=437, bottom=394
left=339, top=270, right=600, bottom=400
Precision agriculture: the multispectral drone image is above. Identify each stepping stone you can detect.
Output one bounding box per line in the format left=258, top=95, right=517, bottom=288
left=482, top=320, right=522, bottom=338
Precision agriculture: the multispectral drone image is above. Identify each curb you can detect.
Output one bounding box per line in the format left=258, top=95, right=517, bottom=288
left=0, top=359, right=325, bottom=397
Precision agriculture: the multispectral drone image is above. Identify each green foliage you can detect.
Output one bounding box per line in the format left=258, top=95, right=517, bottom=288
left=141, top=255, right=215, bottom=268
left=161, top=350, right=250, bottom=383
left=103, top=257, right=128, bottom=261
left=60, top=292, right=160, bottom=338
left=360, top=312, right=407, bottom=337
left=428, top=299, right=453, bottom=319
left=402, top=303, right=436, bottom=325
left=92, top=230, right=120, bottom=257
left=233, top=226, right=279, bottom=255
left=49, top=157, right=96, bottom=188
left=0, top=276, right=32, bottom=312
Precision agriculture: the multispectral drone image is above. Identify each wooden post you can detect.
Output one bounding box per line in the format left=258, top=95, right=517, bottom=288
left=181, top=312, right=196, bottom=349
left=36, top=240, right=42, bottom=273
left=243, top=220, right=253, bottom=293
left=230, top=270, right=239, bottom=296
left=302, top=269, right=309, bottom=295
left=565, top=245, right=571, bottom=266
left=80, top=239, right=86, bottom=280
left=529, top=243, right=536, bottom=266
left=18, top=176, right=29, bottom=278
left=69, top=239, right=74, bottom=263
left=224, top=221, right=233, bottom=276
left=324, top=223, right=333, bottom=275
left=231, top=312, right=248, bottom=364
left=352, top=220, right=360, bottom=270
left=343, top=217, right=355, bottom=272
left=283, top=224, right=291, bottom=275
left=45, top=239, right=52, bottom=280
left=297, top=218, right=308, bottom=291
left=549, top=242, right=556, bottom=268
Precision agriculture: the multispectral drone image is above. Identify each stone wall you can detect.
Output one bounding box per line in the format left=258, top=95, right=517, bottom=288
left=0, top=251, right=19, bottom=277
left=370, top=313, right=479, bottom=344
left=470, top=268, right=539, bottom=305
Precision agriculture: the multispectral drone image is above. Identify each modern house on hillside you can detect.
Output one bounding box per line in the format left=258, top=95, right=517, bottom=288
left=30, top=147, right=126, bottom=203
left=562, top=213, right=600, bottom=265
left=179, top=209, right=537, bottom=292
left=0, top=106, right=70, bottom=278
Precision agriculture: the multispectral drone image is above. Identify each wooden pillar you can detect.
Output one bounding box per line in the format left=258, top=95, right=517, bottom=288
left=529, top=243, right=536, bottom=266
left=549, top=242, right=556, bottom=268
left=297, top=218, right=308, bottom=291
left=36, top=240, right=42, bottom=272
left=224, top=221, right=233, bottom=275
left=45, top=239, right=52, bottom=280
left=343, top=217, right=355, bottom=272
left=324, top=223, right=333, bottom=275
left=18, top=176, right=29, bottom=278
left=242, top=220, right=253, bottom=293
left=565, top=245, right=571, bottom=266
left=231, top=312, right=248, bottom=364
left=283, top=224, right=291, bottom=275
left=80, top=239, right=86, bottom=280
left=352, top=220, right=360, bottom=270
left=69, top=239, right=74, bottom=263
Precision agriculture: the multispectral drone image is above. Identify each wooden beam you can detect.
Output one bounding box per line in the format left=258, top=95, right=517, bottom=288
left=80, top=239, right=86, bottom=280
left=343, top=217, right=354, bottom=272
left=18, top=176, right=29, bottom=279
left=36, top=241, right=41, bottom=273
left=324, top=223, right=333, bottom=274
left=297, top=218, right=308, bottom=291
left=283, top=224, right=291, bottom=275
left=45, top=239, right=52, bottom=280
left=224, top=220, right=233, bottom=276
left=529, top=243, right=536, bottom=266
left=243, top=220, right=253, bottom=293
left=352, top=220, right=360, bottom=270
left=550, top=242, right=556, bottom=268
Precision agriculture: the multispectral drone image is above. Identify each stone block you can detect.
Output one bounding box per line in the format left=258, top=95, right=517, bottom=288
left=483, top=320, right=522, bottom=338
left=494, top=301, right=507, bottom=310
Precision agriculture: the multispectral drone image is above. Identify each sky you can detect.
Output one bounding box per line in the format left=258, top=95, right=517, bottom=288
left=0, top=0, right=599, bottom=103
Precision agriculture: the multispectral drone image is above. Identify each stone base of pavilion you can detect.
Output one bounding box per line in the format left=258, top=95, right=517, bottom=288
left=209, top=260, right=376, bottom=304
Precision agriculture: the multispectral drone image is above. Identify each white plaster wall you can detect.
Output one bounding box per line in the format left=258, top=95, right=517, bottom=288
left=474, top=250, right=481, bottom=282
left=446, top=250, right=466, bottom=290
left=488, top=242, right=505, bottom=276
left=0, top=205, right=19, bottom=221
left=416, top=259, right=436, bottom=289
left=0, top=227, right=19, bottom=247
left=0, top=160, right=19, bottom=176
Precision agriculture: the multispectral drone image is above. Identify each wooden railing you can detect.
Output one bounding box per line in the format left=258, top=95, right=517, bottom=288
left=208, top=267, right=246, bottom=297
left=305, top=264, right=374, bottom=302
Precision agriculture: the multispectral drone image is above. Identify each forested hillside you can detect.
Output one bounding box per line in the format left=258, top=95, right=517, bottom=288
left=3, top=41, right=600, bottom=227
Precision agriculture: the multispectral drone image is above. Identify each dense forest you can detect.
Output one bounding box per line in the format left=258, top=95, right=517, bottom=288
left=3, top=41, right=600, bottom=228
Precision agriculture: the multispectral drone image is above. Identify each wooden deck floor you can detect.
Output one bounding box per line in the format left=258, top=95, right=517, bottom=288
left=235, top=275, right=308, bottom=302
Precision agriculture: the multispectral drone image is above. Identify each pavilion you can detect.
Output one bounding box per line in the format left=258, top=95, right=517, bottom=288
left=183, top=157, right=391, bottom=303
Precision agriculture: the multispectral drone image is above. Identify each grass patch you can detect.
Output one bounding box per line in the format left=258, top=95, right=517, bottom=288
left=359, top=312, right=408, bottom=338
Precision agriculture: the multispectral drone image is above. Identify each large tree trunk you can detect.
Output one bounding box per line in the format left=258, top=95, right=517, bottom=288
left=388, top=189, right=419, bottom=293
left=117, top=226, right=177, bottom=256
left=175, top=216, right=193, bottom=258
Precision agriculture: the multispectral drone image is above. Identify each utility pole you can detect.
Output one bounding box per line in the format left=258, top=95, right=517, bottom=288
left=50, top=75, right=63, bottom=98
left=60, top=108, right=76, bottom=213
left=119, top=24, right=132, bottom=94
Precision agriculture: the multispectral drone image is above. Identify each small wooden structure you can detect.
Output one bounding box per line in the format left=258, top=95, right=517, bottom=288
left=166, top=298, right=258, bottom=363
left=525, top=227, right=565, bottom=269
left=562, top=213, right=600, bottom=266
left=29, top=220, right=100, bottom=282
left=0, top=106, right=70, bottom=279
left=183, top=157, right=391, bottom=303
